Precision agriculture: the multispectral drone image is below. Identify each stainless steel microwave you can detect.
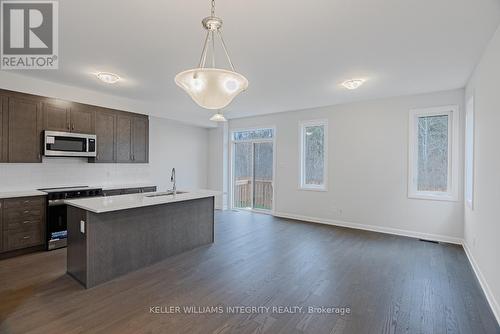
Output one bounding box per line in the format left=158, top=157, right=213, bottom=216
left=43, top=131, right=97, bottom=157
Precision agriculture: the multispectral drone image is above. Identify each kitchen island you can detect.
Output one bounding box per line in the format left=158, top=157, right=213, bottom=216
left=64, top=190, right=218, bottom=288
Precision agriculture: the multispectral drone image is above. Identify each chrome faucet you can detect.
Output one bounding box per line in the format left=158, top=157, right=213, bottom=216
left=170, top=168, right=176, bottom=195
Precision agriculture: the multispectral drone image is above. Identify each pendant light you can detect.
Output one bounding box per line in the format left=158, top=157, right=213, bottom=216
left=209, top=110, right=227, bottom=122
left=175, top=0, right=248, bottom=110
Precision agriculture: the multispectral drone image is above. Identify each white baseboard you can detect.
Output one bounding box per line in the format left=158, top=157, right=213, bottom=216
left=273, top=211, right=463, bottom=245
left=462, top=241, right=500, bottom=325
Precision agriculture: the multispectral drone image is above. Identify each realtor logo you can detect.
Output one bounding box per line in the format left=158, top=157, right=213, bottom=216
left=1, top=0, right=58, bottom=69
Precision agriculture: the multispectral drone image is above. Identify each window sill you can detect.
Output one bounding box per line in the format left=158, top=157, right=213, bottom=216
left=299, top=186, right=328, bottom=192
left=408, top=192, right=458, bottom=202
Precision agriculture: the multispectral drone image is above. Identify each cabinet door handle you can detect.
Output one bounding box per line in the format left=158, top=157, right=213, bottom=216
left=23, top=221, right=31, bottom=224
left=72, top=124, right=75, bottom=131
left=23, top=236, right=31, bottom=239
left=23, top=210, right=30, bottom=214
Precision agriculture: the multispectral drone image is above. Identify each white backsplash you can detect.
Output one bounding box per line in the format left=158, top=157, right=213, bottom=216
left=0, top=157, right=152, bottom=191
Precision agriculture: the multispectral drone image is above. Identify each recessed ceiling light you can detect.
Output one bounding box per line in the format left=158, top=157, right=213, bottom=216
left=96, top=72, right=121, bottom=84
left=342, top=79, right=365, bottom=90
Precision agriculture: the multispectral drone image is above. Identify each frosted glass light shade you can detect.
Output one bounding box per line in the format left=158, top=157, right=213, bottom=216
left=175, top=68, right=248, bottom=109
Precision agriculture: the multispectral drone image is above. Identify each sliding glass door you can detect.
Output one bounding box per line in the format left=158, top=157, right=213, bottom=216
left=233, top=141, right=253, bottom=209
left=232, top=128, right=274, bottom=211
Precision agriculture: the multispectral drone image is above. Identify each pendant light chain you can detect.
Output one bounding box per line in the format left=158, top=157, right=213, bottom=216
left=198, top=31, right=210, bottom=68
left=211, top=31, right=216, bottom=68
left=218, top=30, right=236, bottom=71
left=211, top=0, right=216, bottom=16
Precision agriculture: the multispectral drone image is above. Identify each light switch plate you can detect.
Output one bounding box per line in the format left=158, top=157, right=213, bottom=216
left=80, top=220, right=85, bottom=234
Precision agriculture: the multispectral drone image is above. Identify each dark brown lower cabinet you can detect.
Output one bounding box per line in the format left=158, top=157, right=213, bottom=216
left=1, top=196, right=46, bottom=254
left=0, top=200, right=3, bottom=252
left=102, top=186, right=157, bottom=197
left=142, top=186, right=157, bottom=193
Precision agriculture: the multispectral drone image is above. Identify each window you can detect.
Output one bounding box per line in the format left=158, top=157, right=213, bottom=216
left=465, top=97, right=474, bottom=208
left=232, top=128, right=274, bottom=141
left=408, top=106, right=459, bottom=201
left=300, top=120, right=328, bottom=190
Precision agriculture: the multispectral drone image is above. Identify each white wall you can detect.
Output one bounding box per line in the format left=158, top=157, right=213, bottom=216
left=228, top=89, right=465, bottom=242
left=0, top=116, right=209, bottom=192
left=464, top=24, right=500, bottom=323
left=148, top=117, right=209, bottom=191
left=208, top=123, right=229, bottom=209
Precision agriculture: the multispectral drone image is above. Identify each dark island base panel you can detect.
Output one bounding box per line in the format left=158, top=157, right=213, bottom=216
left=67, top=197, right=215, bottom=288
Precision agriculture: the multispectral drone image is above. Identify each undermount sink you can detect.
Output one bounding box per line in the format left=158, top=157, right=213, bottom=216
left=145, top=191, right=187, bottom=198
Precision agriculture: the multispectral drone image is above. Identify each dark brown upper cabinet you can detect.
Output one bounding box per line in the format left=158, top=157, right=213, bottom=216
left=6, top=95, right=43, bottom=163
left=0, top=89, right=148, bottom=164
left=0, top=96, right=6, bottom=163
left=90, top=111, right=148, bottom=164
left=44, top=102, right=95, bottom=134
left=93, top=109, right=116, bottom=163
left=70, top=105, right=95, bottom=134
left=132, top=116, right=149, bottom=163
left=43, top=101, right=70, bottom=132
left=116, top=114, right=133, bottom=163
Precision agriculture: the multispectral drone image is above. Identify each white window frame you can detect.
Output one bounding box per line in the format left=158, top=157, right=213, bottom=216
left=299, top=119, right=328, bottom=191
left=408, top=105, right=459, bottom=201
left=465, top=96, right=475, bottom=209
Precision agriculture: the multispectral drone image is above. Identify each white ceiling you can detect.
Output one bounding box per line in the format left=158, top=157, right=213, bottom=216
left=11, top=0, right=500, bottom=126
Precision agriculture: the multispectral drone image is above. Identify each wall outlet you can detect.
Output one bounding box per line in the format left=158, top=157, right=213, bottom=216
left=331, top=206, right=343, bottom=216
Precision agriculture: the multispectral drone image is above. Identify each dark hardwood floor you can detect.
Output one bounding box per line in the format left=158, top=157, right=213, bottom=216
left=0, top=210, right=498, bottom=334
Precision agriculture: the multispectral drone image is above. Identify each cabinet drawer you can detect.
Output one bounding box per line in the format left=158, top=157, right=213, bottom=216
left=5, top=218, right=42, bottom=231
left=121, top=188, right=141, bottom=194
left=103, top=189, right=122, bottom=197
left=4, top=196, right=45, bottom=209
left=4, top=206, right=44, bottom=222
left=4, top=228, right=43, bottom=251
left=141, top=186, right=157, bottom=193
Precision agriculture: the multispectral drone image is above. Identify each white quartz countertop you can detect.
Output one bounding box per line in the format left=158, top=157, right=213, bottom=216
left=64, top=189, right=220, bottom=213
left=0, top=190, right=47, bottom=199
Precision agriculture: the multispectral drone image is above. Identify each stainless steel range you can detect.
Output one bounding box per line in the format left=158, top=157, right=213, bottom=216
left=38, top=186, right=103, bottom=250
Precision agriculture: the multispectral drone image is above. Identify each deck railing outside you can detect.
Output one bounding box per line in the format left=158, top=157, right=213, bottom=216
left=234, top=178, right=273, bottom=210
